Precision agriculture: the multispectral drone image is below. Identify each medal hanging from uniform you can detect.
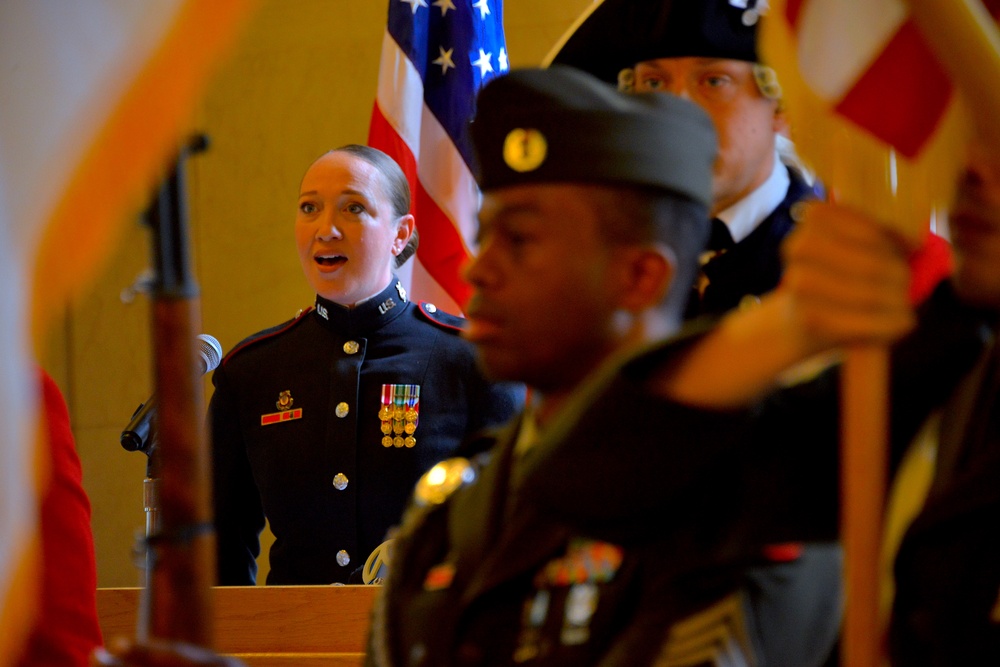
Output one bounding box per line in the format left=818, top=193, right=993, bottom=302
left=512, top=539, right=624, bottom=660
left=379, top=384, right=419, bottom=448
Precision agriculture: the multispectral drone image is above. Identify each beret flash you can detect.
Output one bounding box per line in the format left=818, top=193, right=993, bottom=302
left=471, top=65, right=717, bottom=208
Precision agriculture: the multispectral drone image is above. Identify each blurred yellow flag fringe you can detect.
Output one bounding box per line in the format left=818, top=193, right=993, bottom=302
left=760, top=0, right=971, bottom=239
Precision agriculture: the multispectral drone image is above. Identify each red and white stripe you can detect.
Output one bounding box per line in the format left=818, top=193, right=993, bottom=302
left=369, top=31, right=479, bottom=314
left=786, top=0, right=953, bottom=158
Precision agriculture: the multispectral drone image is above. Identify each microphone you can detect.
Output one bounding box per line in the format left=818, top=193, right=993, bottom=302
left=120, top=334, right=223, bottom=453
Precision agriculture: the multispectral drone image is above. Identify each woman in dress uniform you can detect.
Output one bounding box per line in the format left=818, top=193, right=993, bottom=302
left=209, top=145, right=522, bottom=585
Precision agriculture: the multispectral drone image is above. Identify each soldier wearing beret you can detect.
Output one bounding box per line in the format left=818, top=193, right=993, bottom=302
left=209, top=144, right=523, bottom=586
left=552, top=3, right=842, bottom=664
left=366, top=65, right=758, bottom=666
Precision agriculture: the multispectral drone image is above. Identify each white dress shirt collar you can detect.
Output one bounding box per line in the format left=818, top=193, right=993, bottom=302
left=715, top=150, right=790, bottom=244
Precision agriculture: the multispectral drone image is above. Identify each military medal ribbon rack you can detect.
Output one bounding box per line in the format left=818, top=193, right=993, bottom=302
left=379, top=384, right=420, bottom=448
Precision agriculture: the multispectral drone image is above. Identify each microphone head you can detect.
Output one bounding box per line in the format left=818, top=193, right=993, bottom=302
left=196, top=334, right=223, bottom=374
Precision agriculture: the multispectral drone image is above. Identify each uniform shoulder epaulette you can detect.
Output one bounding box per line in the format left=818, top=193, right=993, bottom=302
left=221, top=307, right=313, bottom=366
left=417, top=301, right=465, bottom=333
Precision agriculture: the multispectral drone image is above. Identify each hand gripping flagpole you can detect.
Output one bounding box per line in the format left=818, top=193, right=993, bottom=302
left=844, top=3, right=1000, bottom=665
left=759, top=2, right=1000, bottom=665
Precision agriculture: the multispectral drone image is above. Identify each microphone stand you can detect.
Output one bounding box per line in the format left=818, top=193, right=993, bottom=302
left=132, top=134, right=216, bottom=647
left=119, top=401, right=162, bottom=559
left=143, top=440, right=161, bottom=584
left=137, top=442, right=160, bottom=642
left=119, top=395, right=162, bottom=599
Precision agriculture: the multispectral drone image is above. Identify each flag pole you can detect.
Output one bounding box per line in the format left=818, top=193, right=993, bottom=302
left=844, top=4, right=1000, bottom=664
left=759, top=2, right=996, bottom=664
left=840, top=346, right=889, bottom=667
left=824, top=127, right=909, bottom=667
left=829, top=142, right=893, bottom=667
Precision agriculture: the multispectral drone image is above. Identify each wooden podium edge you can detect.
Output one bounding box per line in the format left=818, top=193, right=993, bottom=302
left=98, top=585, right=378, bottom=661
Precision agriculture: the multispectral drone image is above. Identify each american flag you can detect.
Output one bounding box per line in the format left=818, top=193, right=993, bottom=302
left=368, top=0, right=509, bottom=314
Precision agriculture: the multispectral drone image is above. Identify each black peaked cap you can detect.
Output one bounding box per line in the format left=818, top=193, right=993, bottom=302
left=549, top=0, right=762, bottom=85
left=471, top=66, right=716, bottom=208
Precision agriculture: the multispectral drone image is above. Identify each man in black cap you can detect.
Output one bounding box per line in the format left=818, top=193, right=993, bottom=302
left=551, top=3, right=841, bottom=664
left=550, top=0, right=809, bottom=317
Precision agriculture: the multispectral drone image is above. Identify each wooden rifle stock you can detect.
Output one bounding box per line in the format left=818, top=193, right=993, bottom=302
left=141, top=137, right=215, bottom=647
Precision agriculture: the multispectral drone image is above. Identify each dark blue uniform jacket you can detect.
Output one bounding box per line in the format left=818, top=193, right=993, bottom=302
left=210, top=279, right=523, bottom=585
left=691, top=168, right=818, bottom=317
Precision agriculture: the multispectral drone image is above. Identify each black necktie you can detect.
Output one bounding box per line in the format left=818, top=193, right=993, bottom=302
left=696, top=219, right=734, bottom=301
left=707, top=218, right=735, bottom=253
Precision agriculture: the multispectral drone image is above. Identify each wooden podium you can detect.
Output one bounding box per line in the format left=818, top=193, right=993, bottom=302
left=97, top=585, right=379, bottom=666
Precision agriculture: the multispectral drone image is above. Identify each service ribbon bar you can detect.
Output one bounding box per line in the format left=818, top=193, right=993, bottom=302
left=260, top=408, right=303, bottom=426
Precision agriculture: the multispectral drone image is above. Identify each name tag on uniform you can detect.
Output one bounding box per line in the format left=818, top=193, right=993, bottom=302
left=261, top=408, right=302, bottom=426
left=261, top=390, right=302, bottom=425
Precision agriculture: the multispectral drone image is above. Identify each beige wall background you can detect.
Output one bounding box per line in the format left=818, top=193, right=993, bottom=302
left=41, top=0, right=594, bottom=588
